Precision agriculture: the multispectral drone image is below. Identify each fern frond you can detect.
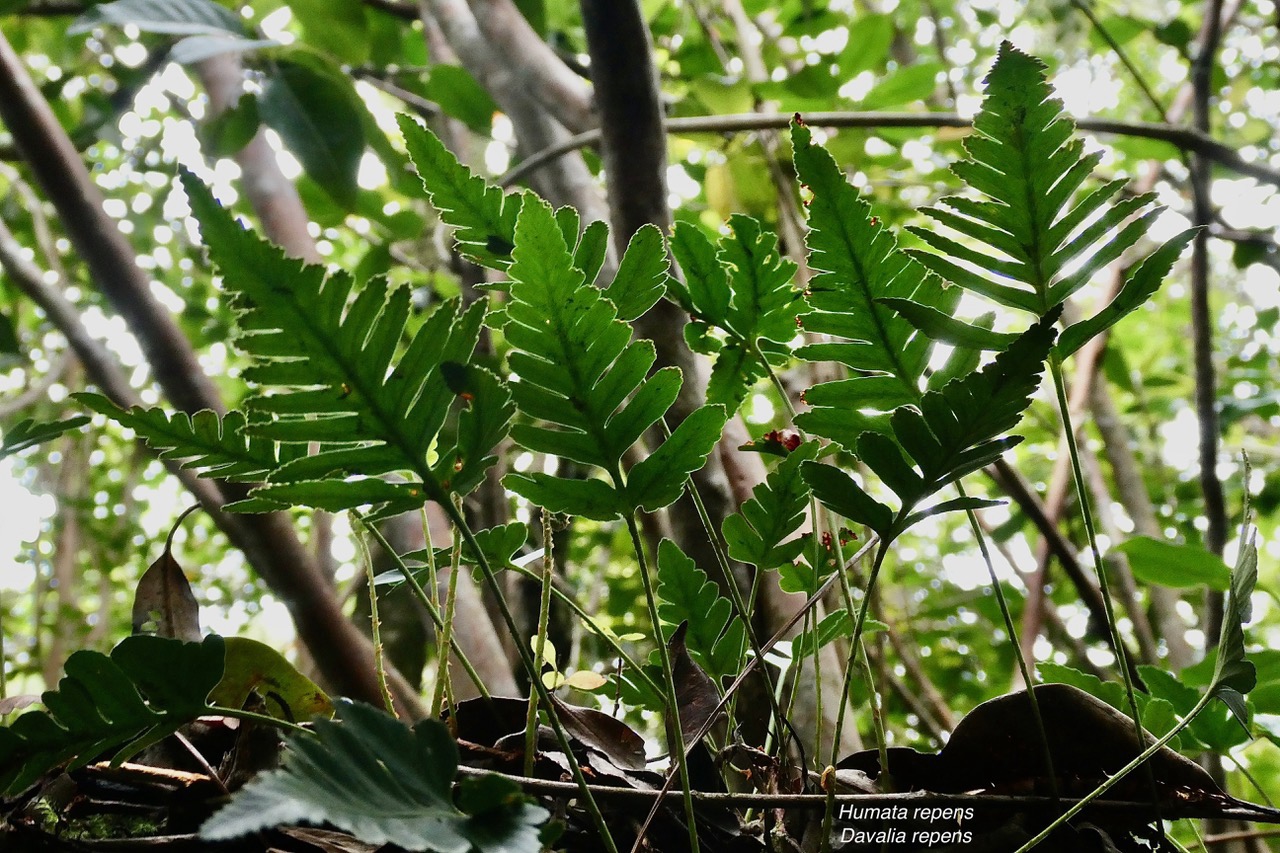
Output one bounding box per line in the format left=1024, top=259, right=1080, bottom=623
left=501, top=197, right=726, bottom=519
left=722, top=441, right=817, bottom=570
left=669, top=216, right=803, bottom=411
left=789, top=122, right=959, bottom=448
left=398, top=116, right=522, bottom=270
left=0, top=415, right=90, bottom=461
left=656, top=540, right=745, bottom=681
left=180, top=173, right=511, bottom=517
left=902, top=42, right=1189, bottom=352
left=803, top=310, right=1058, bottom=536
left=78, top=394, right=285, bottom=482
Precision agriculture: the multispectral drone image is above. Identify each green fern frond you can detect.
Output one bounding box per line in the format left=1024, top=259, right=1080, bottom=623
left=501, top=197, right=726, bottom=520
left=656, top=540, right=745, bottom=681
left=398, top=116, right=522, bottom=270
left=179, top=172, right=510, bottom=518
left=0, top=636, right=225, bottom=796
left=722, top=441, right=817, bottom=570
left=788, top=122, right=959, bottom=448
left=803, top=310, right=1058, bottom=536
left=77, top=394, right=286, bottom=482
left=669, top=215, right=803, bottom=411
left=0, top=415, right=90, bottom=461
left=903, top=42, right=1191, bottom=352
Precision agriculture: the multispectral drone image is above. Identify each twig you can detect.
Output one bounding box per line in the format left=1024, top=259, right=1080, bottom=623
left=499, top=111, right=1280, bottom=189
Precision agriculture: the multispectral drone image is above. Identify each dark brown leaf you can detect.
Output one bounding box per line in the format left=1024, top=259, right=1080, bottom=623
left=132, top=546, right=201, bottom=642
left=667, top=621, right=720, bottom=746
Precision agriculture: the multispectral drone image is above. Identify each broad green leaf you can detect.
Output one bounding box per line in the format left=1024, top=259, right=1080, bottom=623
left=858, top=61, right=943, bottom=110
left=723, top=442, right=818, bottom=570
left=78, top=395, right=283, bottom=482
left=399, top=116, right=522, bottom=270
left=608, top=224, right=668, bottom=322
left=422, top=65, right=499, bottom=134
left=1114, top=537, right=1231, bottom=591
left=198, top=91, right=261, bottom=157
left=0, top=415, right=89, bottom=461
left=288, top=0, right=369, bottom=64
left=69, top=0, right=244, bottom=36
left=201, top=700, right=547, bottom=852
left=0, top=636, right=225, bottom=796
left=260, top=59, right=366, bottom=210
left=211, top=637, right=332, bottom=722
left=168, top=35, right=279, bottom=66
left=656, top=540, right=746, bottom=681
left=625, top=405, right=727, bottom=512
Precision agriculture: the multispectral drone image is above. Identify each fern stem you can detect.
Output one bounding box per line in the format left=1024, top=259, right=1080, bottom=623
left=655, top=416, right=792, bottom=763
left=955, top=485, right=1060, bottom=799
left=505, top=562, right=662, bottom=696
left=355, top=515, right=490, bottom=702
left=625, top=515, right=702, bottom=853
left=442, top=500, right=620, bottom=853
left=828, top=523, right=886, bottom=772
left=1048, top=351, right=1164, bottom=824
left=525, top=510, right=557, bottom=778
left=857, top=639, right=890, bottom=793
left=356, top=516, right=397, bottom=717
left=430, top=510, right=465, bottom=719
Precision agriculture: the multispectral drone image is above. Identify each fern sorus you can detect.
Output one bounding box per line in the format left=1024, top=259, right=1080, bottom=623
left=897, top=41, right=1195, bottom=355
left=500, top=196, right=726, bottom=521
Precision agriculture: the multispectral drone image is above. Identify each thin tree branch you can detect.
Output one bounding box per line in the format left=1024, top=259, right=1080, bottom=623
left=499, top=111, right=1280, bottom=189
left=464, top=0, right=596, bottom=134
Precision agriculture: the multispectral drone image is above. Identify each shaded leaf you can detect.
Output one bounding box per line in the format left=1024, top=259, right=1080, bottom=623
left=0, top=636, right=225, bottom=796
left=801, top=461, right=893, bottom=536
left=608, top=224, right=668, bottom=322
left=260, top=59, right=365, bottom=210
left=722, top=441, right=817, bottom=570
left=625, top=405, right=727, bottom=512
left=667, top=623, right=720, bottom=746
left=69, top=0, right=244, bottom=36
left=0, top=416, right=90, bottom=461
left=201, top=700, right=547, bottom=852
left=656, top=540, right=746, bottom=681
left=132, top=542, right=201, bottom=643
left=399, top=117, right=522, bottom=270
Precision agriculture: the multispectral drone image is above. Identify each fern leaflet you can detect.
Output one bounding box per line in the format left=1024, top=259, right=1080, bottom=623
left=501, top=196, right=726, bottom=520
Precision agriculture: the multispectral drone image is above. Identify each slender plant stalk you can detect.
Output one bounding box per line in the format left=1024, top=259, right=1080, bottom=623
left=356, top=516, right=490, bottom=701
left=956, top=485, right=1059, bottom=799
left=442, top=501, right=620, bottom=853
left=624, top=515, right=702, bottom=853
left=354, top=516, right=396, bottom=717
left=525, top=510, right=557, bottom=777
left=429, top=514, right=464, bottom=719
left=1048, top=351, right=1165, bottom=830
